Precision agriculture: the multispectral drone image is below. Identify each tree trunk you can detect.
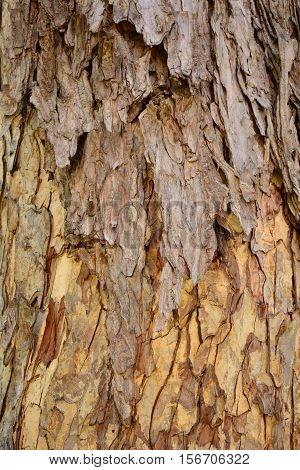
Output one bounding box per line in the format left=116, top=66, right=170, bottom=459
left=0, top=0, right=299, bottom=450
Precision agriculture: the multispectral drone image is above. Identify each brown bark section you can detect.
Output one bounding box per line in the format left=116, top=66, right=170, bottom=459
left=0, top=0, right=299, bottom=450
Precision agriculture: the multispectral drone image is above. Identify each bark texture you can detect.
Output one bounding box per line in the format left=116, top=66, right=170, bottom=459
left=0, top=0, right=300, bottom=450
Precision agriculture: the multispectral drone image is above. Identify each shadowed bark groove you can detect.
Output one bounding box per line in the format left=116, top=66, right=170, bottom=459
left=0, top=0, right=299, bottom=450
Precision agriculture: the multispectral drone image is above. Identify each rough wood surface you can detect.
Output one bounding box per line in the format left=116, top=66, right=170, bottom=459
left=0, top=0, right=299, bottom=450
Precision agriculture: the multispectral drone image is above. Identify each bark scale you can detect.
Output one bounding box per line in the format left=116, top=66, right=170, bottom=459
left=0, top=0, right=299, bottom=450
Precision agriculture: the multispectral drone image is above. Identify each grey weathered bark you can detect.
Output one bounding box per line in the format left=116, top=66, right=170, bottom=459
left=0, top=0, right=299, bottom=450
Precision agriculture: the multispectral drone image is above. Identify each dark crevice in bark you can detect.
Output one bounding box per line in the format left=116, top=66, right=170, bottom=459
left=213, top=220, right=231, bottom=260
left=68, top=131, right=88, bottom=173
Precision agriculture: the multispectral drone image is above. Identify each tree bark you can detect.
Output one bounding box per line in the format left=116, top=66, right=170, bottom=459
left=0, top=0, right=299, bottom=450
